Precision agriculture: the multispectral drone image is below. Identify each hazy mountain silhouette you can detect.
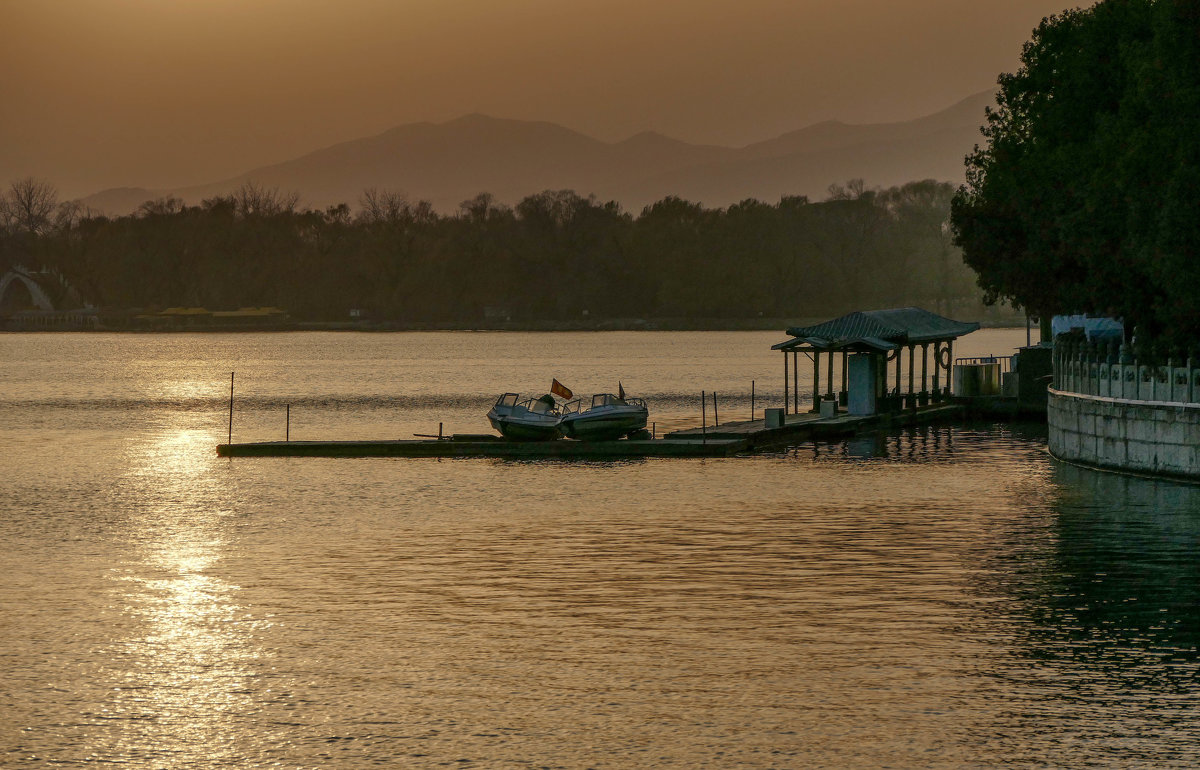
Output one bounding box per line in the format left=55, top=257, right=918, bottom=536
left=80, top=90, right=994, bottom=215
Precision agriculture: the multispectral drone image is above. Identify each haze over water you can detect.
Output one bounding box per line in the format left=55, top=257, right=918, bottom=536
left=4, top=330, right=1199, bottom=767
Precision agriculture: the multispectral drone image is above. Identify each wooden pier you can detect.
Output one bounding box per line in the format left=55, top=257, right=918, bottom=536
left=216, top=404, right=965, bottom=459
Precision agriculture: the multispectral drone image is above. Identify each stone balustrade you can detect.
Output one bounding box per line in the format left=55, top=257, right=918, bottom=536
left=1052, top=338, right=1200, bottom=404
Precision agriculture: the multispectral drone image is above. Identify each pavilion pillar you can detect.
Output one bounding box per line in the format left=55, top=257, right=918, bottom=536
left=945, top=340, right=954, bottom=396
left=840, top=351, right=848, bottom=405
left=812, top=350, right=821, bottom=412
left=783, top=350, right=789, bottom=415
left=907, top=345, right=915, bottom=408
left=826, top=350, right=835, bottom=401
left=920, top=343, right=929, bottom=405
left=895, top=349, right=902, bottom=397
left=932, top=342, right=942, bottom=399
left=792, top=351, right=800, bottom=413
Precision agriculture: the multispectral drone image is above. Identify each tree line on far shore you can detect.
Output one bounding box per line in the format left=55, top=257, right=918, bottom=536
left=0, top=177, right=989, bottom=323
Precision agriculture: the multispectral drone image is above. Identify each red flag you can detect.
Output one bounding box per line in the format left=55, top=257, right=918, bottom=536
left=551, top=379, right=573, bottom=400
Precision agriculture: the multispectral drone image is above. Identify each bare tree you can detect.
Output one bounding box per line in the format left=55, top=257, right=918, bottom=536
left=358, top=187, right=410, bottom=224
left=137, top=197, right=185, bottom=217
left=232, top=182, right=299, bottom=217
left=1, top=177, right=59, bottom=234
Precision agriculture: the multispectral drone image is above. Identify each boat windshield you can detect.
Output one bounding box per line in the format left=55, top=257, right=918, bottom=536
left=527, top=394, right=557, bottom=414
left=592, top=393, right=625, bottom=407
left=495, top=393, right=519, bottom=408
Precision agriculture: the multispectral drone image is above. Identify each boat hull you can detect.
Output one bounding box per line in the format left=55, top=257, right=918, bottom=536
left=488, top=410, right=562, bottom=441
left=560, top=406, right=647, bottom=441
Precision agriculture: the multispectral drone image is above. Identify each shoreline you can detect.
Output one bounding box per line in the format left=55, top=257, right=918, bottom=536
left=2, top=316, right=1028, bottom=333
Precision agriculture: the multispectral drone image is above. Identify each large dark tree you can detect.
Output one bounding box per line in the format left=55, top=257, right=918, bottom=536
left=952, top=0, right=1200, bottom=351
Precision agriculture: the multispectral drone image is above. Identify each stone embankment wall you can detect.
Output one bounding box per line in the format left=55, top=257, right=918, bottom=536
left=1048, top=338, right=1200, bottom=478
left=1048, top=389, right=1200, bottom=478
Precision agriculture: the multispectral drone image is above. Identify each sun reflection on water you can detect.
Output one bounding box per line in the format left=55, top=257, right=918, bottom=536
left=97, top=423, right=266, bottom=766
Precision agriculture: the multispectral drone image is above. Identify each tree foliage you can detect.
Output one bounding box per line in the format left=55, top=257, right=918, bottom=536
left=2, top=178, right=986, bottom=324
left=952, top=0, right=1200, bottom=350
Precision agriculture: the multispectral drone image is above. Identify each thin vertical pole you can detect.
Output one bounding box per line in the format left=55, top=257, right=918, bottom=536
left=826, top=350, right=834, bottom=400
left=286, top=403, right=290, bottom=441
left=439, top=422, right=443, bottom=439
left=228, top=372, right=234, bottom=444
left=751, top=380, right=755, bottom=421
left=713, top=392, right=719, bottom=426
left=701, top=391, right=707, bottom=443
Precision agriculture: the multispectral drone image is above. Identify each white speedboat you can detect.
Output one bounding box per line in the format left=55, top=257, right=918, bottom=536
left=487, top=393, right=563, bottom=441
left=559, top=392, right=648, bottom=441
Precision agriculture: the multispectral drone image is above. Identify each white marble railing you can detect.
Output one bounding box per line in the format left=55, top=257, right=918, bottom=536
left=1053, top=339, right=1200, bottom=404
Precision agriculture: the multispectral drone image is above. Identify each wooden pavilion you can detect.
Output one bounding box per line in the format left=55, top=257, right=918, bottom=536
left=772, top=307, right=980, bottom=416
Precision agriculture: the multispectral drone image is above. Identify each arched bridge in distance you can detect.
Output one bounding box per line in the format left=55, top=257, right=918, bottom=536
left=0, top=267, right=57, bottom=312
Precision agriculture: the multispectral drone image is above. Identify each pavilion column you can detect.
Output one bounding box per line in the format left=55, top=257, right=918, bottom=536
left=907, top=345, right=915, bottom=408
left=932, top=342, right=942, bottom=399
left=826, top=350, right=835, bottom=401
left=945, top=341, right=954, bottom=395
left=841, top=351, right=848, bottom=405
left=783, top=350, right=789, bottom=415
left=895, top=349, right=902, bottom=396
left=812, top=351, right=821, bottom=412
left=920, top=343, right=929, bottom=404
left=792, top=351, right=800, bottom=413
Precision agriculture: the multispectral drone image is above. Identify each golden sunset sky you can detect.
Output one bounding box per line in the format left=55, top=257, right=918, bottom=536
left=1, top=0, right=1073, bottom=197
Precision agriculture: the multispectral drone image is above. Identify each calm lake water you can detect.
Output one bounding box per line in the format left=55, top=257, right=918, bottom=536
left=3, top=330, right=1199, bottom=768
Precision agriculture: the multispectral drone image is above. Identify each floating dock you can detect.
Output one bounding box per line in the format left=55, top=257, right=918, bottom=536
left=217, top=435, right=745, bottom=458
left=216, top=404, right=965, bottom=459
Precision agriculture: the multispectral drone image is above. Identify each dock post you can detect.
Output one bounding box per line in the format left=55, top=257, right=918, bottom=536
left=228, top=372, right=234, bottom=444
left=713, top=392, right=719, bottom=426
left=701, top=391, right=707, bottom=443
left=286, top=403, right=290, bottom=441
left=439, top=422, right=443, bottom=439
left=751, top=380, right=755, bottom=421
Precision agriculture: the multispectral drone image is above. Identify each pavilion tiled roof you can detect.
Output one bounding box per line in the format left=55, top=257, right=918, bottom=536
left=772, top=307, right=980, bottom=351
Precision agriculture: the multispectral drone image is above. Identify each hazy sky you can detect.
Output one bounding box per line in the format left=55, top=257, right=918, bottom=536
left=1, top=0, right=1073, bottom=198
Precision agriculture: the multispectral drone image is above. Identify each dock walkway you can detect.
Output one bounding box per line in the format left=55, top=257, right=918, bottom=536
left=665, top=403, right=965, bottom=451
left=217, top=404, right=965, bottom=459
left=217, top=435, right=746, bottom=459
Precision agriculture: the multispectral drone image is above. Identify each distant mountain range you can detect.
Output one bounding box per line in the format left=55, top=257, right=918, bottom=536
left=80, top=90, right=995, bottom=216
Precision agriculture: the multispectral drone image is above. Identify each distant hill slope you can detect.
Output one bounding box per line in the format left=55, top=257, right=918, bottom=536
left=80, top=90, right=994, bottom=216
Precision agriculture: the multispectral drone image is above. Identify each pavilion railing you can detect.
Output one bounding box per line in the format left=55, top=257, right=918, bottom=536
left=954, top=355, right=1013, bottom=375
left=1053, top=338, right=1200, bottom=404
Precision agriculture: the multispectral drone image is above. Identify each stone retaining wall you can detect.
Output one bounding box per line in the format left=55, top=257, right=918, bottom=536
left=1047, top=388, right=1200, bottom=479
